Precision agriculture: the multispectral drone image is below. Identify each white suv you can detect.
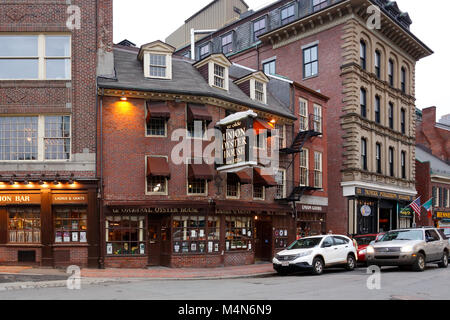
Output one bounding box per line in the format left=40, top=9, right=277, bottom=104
left=273, top=235, right=358, bottom=275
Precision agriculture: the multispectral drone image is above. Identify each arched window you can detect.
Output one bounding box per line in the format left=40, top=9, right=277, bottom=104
left=361, top=138, right=368, bottom=171
left=375, top=50, right=381, bottom=79
left=401, top=67, right=407, bottom=93
left=360, top=88, right=367, bottom=118
left=360, top=40, right=367, bottom=70
left=388, top=59, right=394, bottom=86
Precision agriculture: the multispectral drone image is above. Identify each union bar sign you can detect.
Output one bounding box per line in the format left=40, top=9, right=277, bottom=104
left=0, top=194, right=40, bottom=205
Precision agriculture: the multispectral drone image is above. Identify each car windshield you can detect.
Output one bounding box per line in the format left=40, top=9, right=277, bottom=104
left=354, top=236, right=376, bottom=245
left=288, top=237, right=322, bottom=249
left=379, top=230, right=423, bottom=242
left=444, top=229, right=450, bottom=236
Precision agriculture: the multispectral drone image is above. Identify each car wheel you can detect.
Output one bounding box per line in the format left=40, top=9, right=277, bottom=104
left=311, top=257, right=324, bottom=275
left=412, top=253, right=426, bottom=272
left=345, top=254, right=356, bottom=271
left=438, top=251, right=448, bottom=268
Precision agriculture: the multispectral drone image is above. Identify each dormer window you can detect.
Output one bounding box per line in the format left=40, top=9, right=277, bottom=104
left=234, top=71, right=269, bottom=104
left=193, top=54, right=231, bottom=91
left=214, top=64, right=225, bottom=88
left=138, top=40, right=175, bottom=80
left=149, top=54, right=167, bottom=78
left=255, top=81, right=265, bottom=102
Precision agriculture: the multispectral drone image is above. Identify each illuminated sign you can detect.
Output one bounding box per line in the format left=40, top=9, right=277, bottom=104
left=0, top=194, right=40, bottom=205
left=355, top=188, right=414, bottom=202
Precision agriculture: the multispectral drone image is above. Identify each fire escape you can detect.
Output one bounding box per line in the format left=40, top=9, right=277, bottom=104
left=276, top=113, right=323, bottom=204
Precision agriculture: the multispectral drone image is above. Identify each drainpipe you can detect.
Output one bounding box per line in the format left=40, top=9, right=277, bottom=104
left=98, top=88, right=105, bottom=269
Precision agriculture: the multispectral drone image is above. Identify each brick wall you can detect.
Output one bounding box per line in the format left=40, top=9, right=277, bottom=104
left=53, top=247, right=89, bottom=268
left=0, top=247, right=42, bottom=265
left=417, top=107, right=450, bottom=162
left=104, top=256, right=148, bottom=269
left=415, top=160, right=433, bottom=226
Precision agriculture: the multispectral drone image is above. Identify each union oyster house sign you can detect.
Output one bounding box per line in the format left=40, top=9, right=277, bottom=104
left=216, top=110, right=258, bottom=172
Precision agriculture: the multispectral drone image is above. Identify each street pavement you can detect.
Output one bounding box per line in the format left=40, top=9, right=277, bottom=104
left=0, top=264, right=449, bottom=300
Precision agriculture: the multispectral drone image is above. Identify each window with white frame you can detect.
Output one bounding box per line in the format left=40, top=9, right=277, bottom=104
left=0, top=34, right=71, bottom=80
left=149, top=54, right=167, bottom=78
left=281, top=4, right=295, bottom=25
left=253, top=185, right=265, bottom=200
left=300, top=148, right=309, bottom=186
left=199, top=43, right=210, bottom=60
left=253, top=17, right=266, bottom=42
left=314, top=151, right=323, bottom=188
left=299, top=98, right=308, bottom=131
left=263, top=59, right=276, bottom=75
left=222, top=33, right=233, bottom=54
left=254, top=80, right=265, bottom=103
left=226, top=179, right=240, bottom=199
left=213, top=63, right=225, bottom=88
left=146, top=118, right=167, bottom=136
left=313, top=104, right=322, bottom=133
left=303, top=45, right=318, bottom=78
left=146, top=156, right=168, bottom=195
left=187, top=159, right=208, bottom=195
left=275, top=169, right=286, bottom=199
left=0, top=115, right=70, bottom=161
left=276, top=124, right=286, bottom=149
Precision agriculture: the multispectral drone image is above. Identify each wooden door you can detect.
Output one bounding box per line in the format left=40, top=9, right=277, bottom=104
left=255, top=221, right=273, bottom=261
left=148, top=220, right=161, bottom=266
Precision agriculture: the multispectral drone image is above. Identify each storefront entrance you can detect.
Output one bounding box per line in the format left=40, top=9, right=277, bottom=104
left=255, top=219, right=272, bottom=261
left=148, top=219, right=161, bottom=266
left=379, top=200, right=397, bottom=232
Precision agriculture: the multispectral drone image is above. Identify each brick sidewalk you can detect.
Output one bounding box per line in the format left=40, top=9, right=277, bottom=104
left=0, top=263, right=275, bottom=280
left=80, top=263, right=275, bottom=279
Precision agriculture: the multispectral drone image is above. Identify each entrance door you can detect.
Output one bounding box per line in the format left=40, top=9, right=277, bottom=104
left=148, top=220, right=161, bottom=266
left=255, top=221, right=272, bottom=261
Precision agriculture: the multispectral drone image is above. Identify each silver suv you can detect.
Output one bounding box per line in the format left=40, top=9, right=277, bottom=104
left=366, top=227, right=450, bottom=272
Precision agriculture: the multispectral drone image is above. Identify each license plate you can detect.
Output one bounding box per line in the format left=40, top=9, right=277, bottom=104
left=281, top=261, right=289, bottom=267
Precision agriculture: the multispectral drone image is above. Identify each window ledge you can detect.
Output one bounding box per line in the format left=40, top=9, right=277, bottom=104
left=53, top=243, right=89, bottom=247
left=3, top=244, right=43, bottom=247
left=302, top=74, right=319, bottom=81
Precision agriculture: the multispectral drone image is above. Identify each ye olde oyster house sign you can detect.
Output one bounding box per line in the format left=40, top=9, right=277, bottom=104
left=216, top=110, right=258, bottom=172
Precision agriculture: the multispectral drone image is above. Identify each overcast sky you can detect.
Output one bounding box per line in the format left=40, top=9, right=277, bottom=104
left=113, top=0, right=449, bottom=120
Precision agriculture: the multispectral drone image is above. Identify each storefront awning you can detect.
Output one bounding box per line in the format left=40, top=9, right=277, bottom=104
left=147, top=101, right=171, bottom=122
left=228, top=171, right=252, bottom=185
left=253, top=168, right=277, bottom=187
left=147, top=157, right=170, bottom=178
left=188, top=163, right=215, bottom=181
left=187, top=104, right=212, bottom=123
left=253, top=119, right=273, bottom=136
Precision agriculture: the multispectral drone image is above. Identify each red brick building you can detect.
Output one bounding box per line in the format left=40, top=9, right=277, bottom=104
left=415, top=108, right=450, bottom=228
left=0, top=0, right=113, bottom=267
left=97, top=41, right=328, bottom=268
left=176, top=0, right=432, bottom=235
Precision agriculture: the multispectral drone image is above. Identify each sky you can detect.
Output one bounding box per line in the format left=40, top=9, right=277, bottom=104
left=113, top=0, right=450, bottom=120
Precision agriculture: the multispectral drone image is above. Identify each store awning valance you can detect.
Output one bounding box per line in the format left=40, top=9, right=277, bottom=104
left=187, top=104, right=212, bottom=123
left=188, top=163, right=215, bottom=181
left=146, top=101, right=171, bottom=122
left=147, top=157, right=170, bottom=178
left=253, top=119, right=273, bottom=136
left=253, top=168, right=277, bottom=187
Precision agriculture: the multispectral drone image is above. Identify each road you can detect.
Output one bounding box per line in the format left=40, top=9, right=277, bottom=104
left=0, top=265, right=449, bottom=300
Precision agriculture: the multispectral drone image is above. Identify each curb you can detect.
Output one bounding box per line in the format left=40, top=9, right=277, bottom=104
left=106, top=271, right=277, bottom=281
left=0, top=278, right=117, bottom=292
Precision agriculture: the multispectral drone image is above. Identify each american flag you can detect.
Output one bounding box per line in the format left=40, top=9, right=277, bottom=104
left=409, top=197, right=422, bottom=219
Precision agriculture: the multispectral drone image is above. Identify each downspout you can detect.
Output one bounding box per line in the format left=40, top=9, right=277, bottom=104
left=99, top=88, right=105, bottom=269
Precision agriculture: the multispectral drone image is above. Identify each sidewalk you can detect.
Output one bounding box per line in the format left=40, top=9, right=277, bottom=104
left=0, top=262, right=275, bottom=281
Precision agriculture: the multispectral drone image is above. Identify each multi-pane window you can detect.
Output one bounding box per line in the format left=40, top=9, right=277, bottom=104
left=401, top=67, right=406, bottom=93
left=253, top=185, right=265, bottom=200
left=360, top=40, right=367, bottom=70
left=313, top=104, right=322, bottom=132
left=376, top=143, right=382, bottom=174
left=255, top=81, right=265, bottom=102
left=0, top=35, right=71, bottom=80
left=225, top=216, right=253, bottom=251
left=300, top=148, right=309, bottom=186
left=54, top=207, right=87, bottom=243
left=226, top=179, right=240, bottom=198
left=401, top=151, right=406, bottom=179
left=253, top=18, right=266, bottom=41
left=149, top=54, right=167, bottom=78
left=303, top=45, right=318, bottom=78
left=188, top=179, right=207, bottom=195
left=388, top=59, right=394, bottom=86
left=314, top=152, right=322, bottom=188
left=275, top=169, right=286, bottom=199
left=375, top=50, right=381, bottom=79
left=361, top=138, right=367, bottom=171
left=374, top=96, right=381, bottom=124
left=388, top=102, right=394, bottom=129
left=276, top=124, right=285, bottom=148
left=313, top=0, right=328, bottom=11
left=147, top=176, right=167, bottom=194
left=299, top=98, right=308, bottom=131
left=44, top=116, right=71, bottom=160
left=222, top=33, right=233, bottom=54
left=172, top=215, right=210, bottom=254
left=281, top=4, right=295, bottom=25
left=360, top=88, right=367, bottom=118
left=8, top=207, right=41, bottom=243
left=401, top=108, right=406, bottom=134
left=199, top=43, right=210, bottom=60
left=213, top=63, right=225, bottom=88
left=146, top=118, right=166, bottom=136
left=105, top=216, right=146, bottom=255
left=263, top=60, right=276, bottom=75
left=0, top=117, right=38, bottom=161
left=389, top=147, right=394, bottom=177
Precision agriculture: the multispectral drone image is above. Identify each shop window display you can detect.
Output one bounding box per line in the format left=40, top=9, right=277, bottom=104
left=8, top=207, right=41, bottom=243
left=106, top=216, right=145, bottom=255
left=172, top=215, right=218, bottom=254
left=54, top=207, right=87, bottom=243
left=225, top=216, right=253, bottom=251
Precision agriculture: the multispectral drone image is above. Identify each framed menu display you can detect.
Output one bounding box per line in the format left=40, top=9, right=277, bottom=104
left=55, top=232, right=62, bottom=243
left=80, top=232, right=87, bottom=243
left=63, top=232, right=70, bottom=242
left=71, top=232, right=78, bottom=242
